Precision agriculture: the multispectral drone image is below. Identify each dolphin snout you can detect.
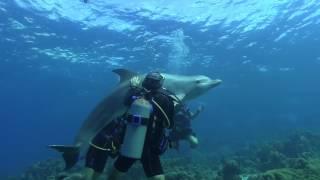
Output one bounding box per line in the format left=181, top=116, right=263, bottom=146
left=209, top=79, right=222, bottom=88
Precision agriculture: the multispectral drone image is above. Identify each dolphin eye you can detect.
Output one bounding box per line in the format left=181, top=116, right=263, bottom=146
left=196, top=80, right=201, bottom=84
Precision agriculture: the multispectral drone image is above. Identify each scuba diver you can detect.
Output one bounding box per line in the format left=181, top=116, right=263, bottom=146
left=107, top=72, right=176, bottom=180
left=56, top=72, right=178, bottom=180
left=57, top=117, right=126, bottom=180
left=83, top=117, right=125, bottom=179
left=169, top=103, right=204, bottom=149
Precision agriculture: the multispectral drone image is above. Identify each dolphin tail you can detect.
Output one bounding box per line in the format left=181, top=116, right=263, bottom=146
left=48, top=145, right=80, bottom=170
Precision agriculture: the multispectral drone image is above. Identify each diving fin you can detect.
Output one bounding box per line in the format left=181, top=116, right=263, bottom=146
left=48, top=145, right=80, bottom=170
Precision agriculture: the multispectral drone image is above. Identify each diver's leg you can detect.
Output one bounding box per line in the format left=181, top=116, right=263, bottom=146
left=107, top=167, right=124, bottom=180
left=187, top=135, right=199, bottom=148
left=141, top=147, right=165, bottom=180
left=57, top=167, right=98, bottom=180
left=82, top=119, right=122, bottom=180
left=108, top=155, right=136, bottom=180
left=80, top=167, right=100, bottom=180
left=60, top=173, right=84, bottom=180
left=148, top=174, right=165, bottom=180
left=84, top=140, right=110, bottom=179
left=91, top=171, right=101, bottom=180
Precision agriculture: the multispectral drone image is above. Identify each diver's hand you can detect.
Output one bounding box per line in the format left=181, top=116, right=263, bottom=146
left=130, top=76, right=141, bottom=87
left=197, top=105, right=204, bottom=112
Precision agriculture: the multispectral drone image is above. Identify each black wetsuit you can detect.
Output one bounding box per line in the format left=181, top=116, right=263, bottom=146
left=114, top=88, right=175, bottom=177
left=85, top=118, right=125, bottom=173
left=169, top=106, right=198, bottom=143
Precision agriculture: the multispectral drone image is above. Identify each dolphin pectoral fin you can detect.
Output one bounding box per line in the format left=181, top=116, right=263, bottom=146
left=112, top=69, right=138, bottom=83
left=48, top=145, right=80, bottom=170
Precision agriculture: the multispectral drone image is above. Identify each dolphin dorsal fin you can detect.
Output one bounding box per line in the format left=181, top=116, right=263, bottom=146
left=112, top=69, right=138, bottom=83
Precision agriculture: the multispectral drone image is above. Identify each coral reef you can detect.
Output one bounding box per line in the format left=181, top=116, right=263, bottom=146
left=236, top=131, right=320, bottom=180
left=6, top=131, right=320, bottom=180
left=247, top=159, right=320, bottom=180
left=7, top=159, right=64, bottom=180
left=215, top=160, right=241, bottom=180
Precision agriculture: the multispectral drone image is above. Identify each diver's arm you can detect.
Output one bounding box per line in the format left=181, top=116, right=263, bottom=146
left=190, top=105, right=204, bottom=120
left=123, top=88, right=141, bottom=106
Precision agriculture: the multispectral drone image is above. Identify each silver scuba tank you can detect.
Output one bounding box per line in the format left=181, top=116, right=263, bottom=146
left=120, top=97, right=153, bottom=159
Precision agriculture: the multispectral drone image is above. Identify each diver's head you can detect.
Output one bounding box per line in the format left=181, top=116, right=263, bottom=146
left=142, top=72, right=164, bottom=91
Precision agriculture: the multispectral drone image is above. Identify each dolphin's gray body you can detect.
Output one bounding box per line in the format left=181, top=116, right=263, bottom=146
left=50, top=69, right=222, bottom=169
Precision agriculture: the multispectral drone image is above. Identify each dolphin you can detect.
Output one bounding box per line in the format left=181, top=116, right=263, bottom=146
left=50, top=69, right=222, bottom=169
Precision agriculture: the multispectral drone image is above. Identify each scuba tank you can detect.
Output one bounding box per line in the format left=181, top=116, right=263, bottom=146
left=120, top=96, right=153, bottom=159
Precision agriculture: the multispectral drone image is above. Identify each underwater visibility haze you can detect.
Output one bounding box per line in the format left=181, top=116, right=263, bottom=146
left=1, top=0, right=320, bottom=179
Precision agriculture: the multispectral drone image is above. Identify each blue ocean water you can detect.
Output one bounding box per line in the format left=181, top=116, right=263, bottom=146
left=1, top=0, right=320, bottom=177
